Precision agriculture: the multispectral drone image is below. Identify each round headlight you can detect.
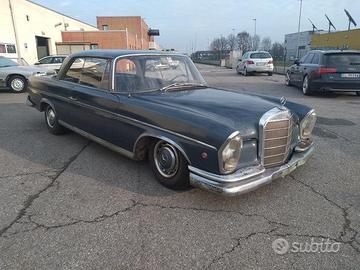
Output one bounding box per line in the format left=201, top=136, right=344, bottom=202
left=300, top=110, right=317, bottom=139
left=220, top=132, right=243, bottom=173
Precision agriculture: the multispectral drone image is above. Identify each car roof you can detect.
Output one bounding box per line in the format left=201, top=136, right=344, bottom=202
left=247, top=51, right=271, bottom=54
left=70, top=49, right=181, bottom=59
left=310, top=49, right=360, bottom=55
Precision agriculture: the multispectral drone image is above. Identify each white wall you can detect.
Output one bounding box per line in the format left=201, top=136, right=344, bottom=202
left=1, top=0, right=98, bottom=64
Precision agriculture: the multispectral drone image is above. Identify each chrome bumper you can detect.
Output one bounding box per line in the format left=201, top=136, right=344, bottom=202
left=189, top=146, right=314, bottom=196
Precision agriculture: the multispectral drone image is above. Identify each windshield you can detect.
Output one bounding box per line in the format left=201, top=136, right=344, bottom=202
left=114, top=55, right=206, bottom=92
left=0, top=57, right=18, bottom=68
left=250, top=52, right=272, bottom=59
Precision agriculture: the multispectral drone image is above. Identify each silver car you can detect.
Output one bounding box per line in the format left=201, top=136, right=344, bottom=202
left=0, top=56, right=54, bottom=93
left=236, top=51, right=274, bottom=76
left=34, top=55, right=67, bottom=71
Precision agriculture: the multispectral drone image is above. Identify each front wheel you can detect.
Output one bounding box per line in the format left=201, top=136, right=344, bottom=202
left=285, top=71, right=292, bottom=86
left=44, top=105, right=66, bottom=135
left=302, top=75, right=312, bottom=96
left=149, top=140, right=190, bottom=190
left=9, top=75, right=27, bottom=93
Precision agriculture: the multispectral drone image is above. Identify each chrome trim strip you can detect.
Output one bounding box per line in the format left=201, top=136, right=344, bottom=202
left=59, top=120, right=135, bottom=159
left=189, top=146, right=314, bottom=196
left=39, top=90, right=217, bottom=150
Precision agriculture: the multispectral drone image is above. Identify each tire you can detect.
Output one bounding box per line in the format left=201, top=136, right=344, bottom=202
left=268, top=72, right=273, bottom=76
left=285, top=71, right=292, bottom=86
left=356, top=92, right=360, bottom=96
left=44, top=105, right=66, bottom=135
left=244, top=68, right=248, bottom=76
left=302, top=75, right=312, bottom=96
left=8, top=75, right=27, bottom=93
left=149, top=140, right=190, bottom=190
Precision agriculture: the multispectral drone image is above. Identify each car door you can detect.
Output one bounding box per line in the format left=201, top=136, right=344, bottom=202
left=292, top=53, right=313, bottom=85
left=65, top=57, right=136, bottom=150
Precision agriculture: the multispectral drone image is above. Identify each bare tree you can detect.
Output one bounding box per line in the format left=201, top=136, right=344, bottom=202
left=261, top=37, right=272, bottom=51
left=227, top=34, right=237, bottom=51
left=251, top=34, right=260, bottom=51
left=236, top=31, right=252, bottom=52
left=270, top=42, right=285, bottom=60
left=210, top=36, right=229, bottom=51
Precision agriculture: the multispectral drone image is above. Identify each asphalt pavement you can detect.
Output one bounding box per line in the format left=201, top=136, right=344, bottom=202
left=0, top=64, right=359, bottom=269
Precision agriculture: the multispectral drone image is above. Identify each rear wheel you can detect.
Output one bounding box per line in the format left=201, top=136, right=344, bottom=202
left=285, top=71, right=292, bottom=86
left=244, top=67, right=248, bottom=76
left=302, top=75, right=312, bottom=96
left=356, top=92, right=360, bottom=96
left=149, top=140, right=190, bottom=190
left=9, top=75, right=27, bottom=93
left=44, top=105, right=66, bottom=135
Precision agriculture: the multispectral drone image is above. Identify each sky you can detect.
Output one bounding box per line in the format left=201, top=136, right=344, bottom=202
left=33, top=0, right=360, bottom=53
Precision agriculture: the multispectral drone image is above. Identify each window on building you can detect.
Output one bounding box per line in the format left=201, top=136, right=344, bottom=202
left=6, top=44, right=16, bottom=54
left=26, top=15, right=30, bottom=21
left=102, top=25, right=109, bottom=31
left=90, top=44, right=98, bottom=50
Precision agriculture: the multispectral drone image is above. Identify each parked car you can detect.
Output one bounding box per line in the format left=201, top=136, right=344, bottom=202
left=27, top=50, right=316, bottom=196
left=236, top=51, right=274, bottom=76
left=0, top=56, right=55, bottom=93
left=34, top=55, right=67, bottom=71
left=286, top=50, right=360, bottom=96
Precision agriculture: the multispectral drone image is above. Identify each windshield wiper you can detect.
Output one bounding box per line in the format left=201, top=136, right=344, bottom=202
left=160, top=82, right=207, bottom=92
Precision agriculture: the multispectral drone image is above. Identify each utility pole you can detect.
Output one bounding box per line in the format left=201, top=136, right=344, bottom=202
left=296, top=0, right=303, bottom=58
left=253, top=18, right=257, bottom=36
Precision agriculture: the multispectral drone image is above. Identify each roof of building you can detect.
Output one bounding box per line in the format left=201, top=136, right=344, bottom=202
left=70, top=49, right=181, bottom=58
left=27, top=0, right=97, bottom=29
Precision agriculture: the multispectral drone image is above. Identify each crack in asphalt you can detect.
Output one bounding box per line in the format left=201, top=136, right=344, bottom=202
left=202, top=227, right=280, bottom=270
left=0, top=170, right=57, bottom=180
left=289, top=175, right=359, bottom=253
left=0, top=142, right=90, bottom=238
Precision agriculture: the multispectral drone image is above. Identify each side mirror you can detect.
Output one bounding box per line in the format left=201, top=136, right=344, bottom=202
left=294, top=59, right=300, bottom=66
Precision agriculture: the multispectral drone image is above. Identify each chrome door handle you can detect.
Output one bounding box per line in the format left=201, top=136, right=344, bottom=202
left=68, top=96, right=77, bottom=101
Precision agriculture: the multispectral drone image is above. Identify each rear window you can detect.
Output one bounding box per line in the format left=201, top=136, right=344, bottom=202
left=326, top=53, right=360, bottom=67
left=250, top=52, right=272, bottom=59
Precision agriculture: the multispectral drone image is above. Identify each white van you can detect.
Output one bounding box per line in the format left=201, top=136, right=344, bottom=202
left=0, top=43, right=18, bottom=59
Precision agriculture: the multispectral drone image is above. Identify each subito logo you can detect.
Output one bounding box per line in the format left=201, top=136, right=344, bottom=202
left=272, top=238, right=289, bottom=255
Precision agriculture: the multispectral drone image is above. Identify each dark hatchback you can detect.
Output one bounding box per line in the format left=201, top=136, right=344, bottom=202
left=286, top=50, right=360, bottom=96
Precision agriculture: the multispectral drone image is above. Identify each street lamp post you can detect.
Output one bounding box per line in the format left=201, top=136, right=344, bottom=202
left=253, top=18, right=257, bottom=36
left=296, top=0, right=303, bottom=58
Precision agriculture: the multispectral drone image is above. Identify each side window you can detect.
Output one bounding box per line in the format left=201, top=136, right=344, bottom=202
left=63, top=58, right=85, bottom=83
left=303, top=53, right=314, bottom=64
left=311, top=54, right=320, bottom=64
left=53, top=57, right=64, bottom=63
left=79, top=58, right=110, bottom=90
left=6, top=44, right=16, bottom=54
left=39, top=57, right=52, bottom=64
left=115, top=58, right=139, bottom=92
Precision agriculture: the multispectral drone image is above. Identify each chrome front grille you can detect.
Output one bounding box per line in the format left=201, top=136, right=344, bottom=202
left=260, top=108, right=293, bottom=168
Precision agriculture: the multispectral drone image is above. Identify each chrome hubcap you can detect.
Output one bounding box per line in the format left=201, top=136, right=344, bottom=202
left=303, top=77, right=308, bottom=92
left=154, top=141, right=179, bottom=178
left=11, top=78, right=24, bottom=91
left=46, top=108, right=56, bottom=128
left=286, top=73, right=290, bottom=84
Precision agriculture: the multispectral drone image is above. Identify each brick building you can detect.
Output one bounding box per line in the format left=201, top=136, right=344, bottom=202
left=60, top=16, right=160, bottom=52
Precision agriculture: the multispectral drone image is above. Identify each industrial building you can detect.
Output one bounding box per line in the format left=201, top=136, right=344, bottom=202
left=1, top=0, right=97, bottom=64
left=60, top=16, right=161, bottom=54
left=1, top=0, right=160, bottom=64
left=285, top=29, right=360, bottom=60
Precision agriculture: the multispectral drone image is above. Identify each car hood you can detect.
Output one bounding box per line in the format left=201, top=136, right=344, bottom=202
left=136, top=87, right=301, bottom=141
